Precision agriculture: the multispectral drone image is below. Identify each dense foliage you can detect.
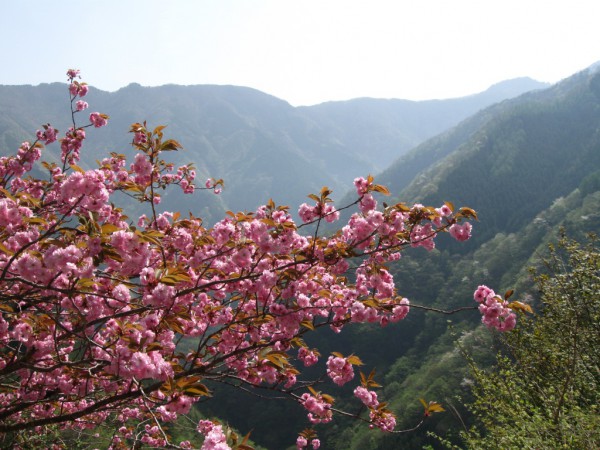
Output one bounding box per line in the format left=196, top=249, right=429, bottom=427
left=463, top=235, right=600, bottom=449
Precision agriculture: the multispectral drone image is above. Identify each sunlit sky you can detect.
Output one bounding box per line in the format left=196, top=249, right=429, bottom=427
left=2, top=0, right=599, bottom=106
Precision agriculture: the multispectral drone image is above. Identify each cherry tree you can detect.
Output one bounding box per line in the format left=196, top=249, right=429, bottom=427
left=0, top=70, right=520, bottom=449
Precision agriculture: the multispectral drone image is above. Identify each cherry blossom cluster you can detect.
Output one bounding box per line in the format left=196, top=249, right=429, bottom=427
left=90, top=111, right=109, bottom=128
left=61, top=126, right=86, bottom=164
left=299, top=393, right=333, bottom=424
left=298, top=201, right=339, bottom=223
left=354, top=386, right=396, bottom=431
left=296, top=435, right=321, bottom=449
left=36, top=123, right=58, bottom=145
left=326, top=355, right=355, bottom=386
left=0, top=70, right=515, bottom=449
left=474, top=285, right=517, bottom=331
left=196, top=420, right=230, bottom=450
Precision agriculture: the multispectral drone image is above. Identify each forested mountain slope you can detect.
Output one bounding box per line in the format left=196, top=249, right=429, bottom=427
left=379, top=67, right=600, bottom=248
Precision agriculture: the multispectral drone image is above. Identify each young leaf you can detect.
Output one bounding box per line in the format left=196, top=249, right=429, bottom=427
left=347, top=355, right=364, bottom=366
left=301, top=320, right=315, bottom=330
left=372, top=184, right=391, bottom=196
left=184, top=383, right=211, bottom=397
left=508, top=300, right=533, bottom=314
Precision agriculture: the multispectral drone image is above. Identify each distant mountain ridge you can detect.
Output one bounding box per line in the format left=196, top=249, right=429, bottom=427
left=298, top=77, right=548, bottom=172
left=0, top=77, right=547, bottom=221
left=377, top=67, right=600, bottom=247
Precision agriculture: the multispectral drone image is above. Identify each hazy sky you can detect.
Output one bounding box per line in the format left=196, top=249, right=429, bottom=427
left=2, top=0, right=599, bottom=105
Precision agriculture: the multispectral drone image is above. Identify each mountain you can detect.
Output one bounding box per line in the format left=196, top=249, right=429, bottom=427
left=0, top=78, right=546, bottom=223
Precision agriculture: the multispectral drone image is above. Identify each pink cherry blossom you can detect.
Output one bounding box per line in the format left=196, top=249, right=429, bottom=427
left=66, top=68, right=80, bottom=80
left=36, top=124, right=58, bottom=144
left=89, top=112, right=108, bottom=128
left=326, top=355, right=355, bottom=386
left=75, top=100, right=88, bottom=111
left=449, top=221, right=472, bottom=241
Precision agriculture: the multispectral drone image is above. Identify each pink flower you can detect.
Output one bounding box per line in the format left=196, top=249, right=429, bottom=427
left=298, top=347, right=319, bottom=366
left=390, top=298, right=410, bottom=322
left=69, top=82, right=89, bottom=97
left=89, top=112, right=108, bottom=128
left=131, top=152, right=153, bottom=184
left=370, top=409, right=396, bottom=432
left=436, top=204, right=452, bottom=217
left=196, top=420, right=230, bottom=450
left=299, top=203, right=318, bottom=223
left=36, top=124, right=58, bottom=145
left=296, top=436, right=308, bottom=449
left=474, top=285, right=494, bottom=303
left=354, top=176, right=370, bottom=195
left=323, top=203, right=339, bottom=222
left=474, top=285, right=518, bottom=332
left=354, top=386, right=379, bottom=408
left=66, top=69, right=80, bottom=80
left=133, top=131, right=147, bottom=145
left=326, top=355, right=354, bottom=386
left=300, top=393, right=333, bottom=424
left=410, top=223, right=435, bottom=250
left=449, top=222, right=472, bottom=241
left=75, top=100, right=88, bottom=111
left=359, top=194, right=377, bottom=214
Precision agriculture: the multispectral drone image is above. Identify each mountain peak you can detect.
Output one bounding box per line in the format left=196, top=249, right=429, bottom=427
left=480, top=77, right=550, bottom=98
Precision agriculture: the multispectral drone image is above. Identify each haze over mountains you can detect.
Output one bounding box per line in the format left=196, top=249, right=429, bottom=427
left=0, top=76, right=547, bottom=220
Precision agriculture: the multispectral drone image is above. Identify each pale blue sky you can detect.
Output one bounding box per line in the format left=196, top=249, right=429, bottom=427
left=2, top=0, right=599, bottom=105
